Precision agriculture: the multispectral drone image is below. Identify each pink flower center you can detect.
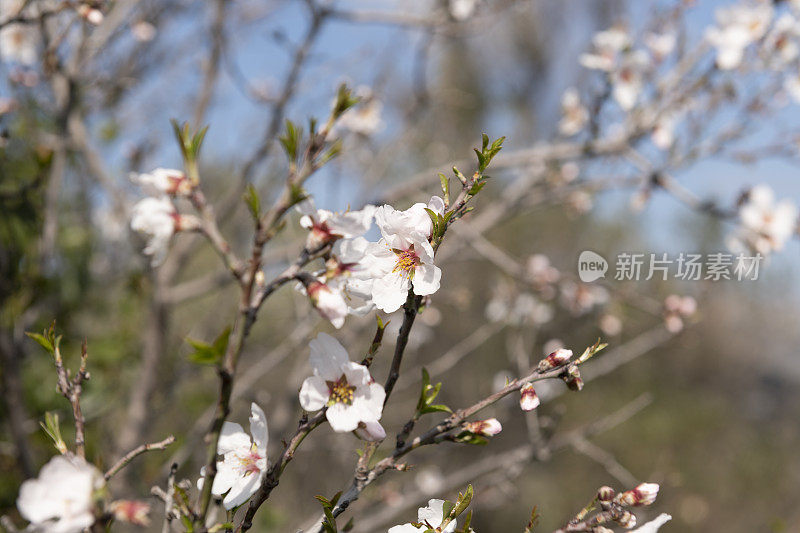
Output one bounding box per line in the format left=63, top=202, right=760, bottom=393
left=236, top=450, right=263, bottom=476
left=392, top=246, right=421, bottom=278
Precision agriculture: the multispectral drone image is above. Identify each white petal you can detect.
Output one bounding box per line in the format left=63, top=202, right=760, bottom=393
left=222, top=472, right=262, bottom=510
left=309, top=332, right=349, bottom=380
left=210, top=459, right=238, bottom=496
left=418, top=499, right=447, bottom=526
left=299, top=376, right=329, bottom=412
left=412, top=263, right=441, bottom=296
left=218, top=422, right=251, bottom=454
left=371, top=271, right=410, bottom=313
left=326, top=402, right=360, bottom=432
left=249, top=403, right=268, bottom=455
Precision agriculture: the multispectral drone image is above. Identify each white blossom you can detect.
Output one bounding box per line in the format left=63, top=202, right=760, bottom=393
left=328, top=236, right=376, bottom=316
left=131, top=21, right=157, bottom=42
left=651, top=113, right=679, bottom=150
left=580, top=27, right=631, bottom=72
left=198, top=403, right=268, bottom=510
left=362, top=197, right=445, bottom=313
left=558, top=88, right=588, bottom=136
left=785, top=72, right=800, bottom=102
left=306, top=280, right=349, bottom=329
left=706, top=4, right=773, bottom=70
left=299, top=333, right=386, bottom=433
left=17, top=455, right=103, bottom=533
left=132, top=168, right=192, bottom=197
left=611, top=50, right=649, bottom=111
left=388, top=499, right=457, bottom=533
left=462, top=418, right=502, bottom=436
left=729, top=184, right=797, bottom=255
left=297, top=199, right=376, bottom=249
left=763, top=13, right=800, bottom=67
left=631, top=513, right=672, bottom=532
left=0, top=1, right=38, bottom=65
left=644, top=31, right=676, bottom=61
left=130, top=197, right=178, bottom=266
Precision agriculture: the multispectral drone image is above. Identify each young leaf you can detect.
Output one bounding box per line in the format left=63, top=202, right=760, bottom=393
left=243, top=184, right=261, bottom=220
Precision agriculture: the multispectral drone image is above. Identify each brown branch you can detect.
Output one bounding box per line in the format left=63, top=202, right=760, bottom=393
left=104, top=435, right=176, bottom=481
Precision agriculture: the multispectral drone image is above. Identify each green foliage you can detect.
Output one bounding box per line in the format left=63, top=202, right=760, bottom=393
left=576, top=338, right=608, bottom=365
left=39, top=412, right=67, bottom=454
left=186, top=326, right=231, bottom=365
left=316, top=491, right=343, bottom=533
left=416, top=368, right=452, bottom=415
left=171, top=120, right=208, bottom=168
left=523, top=506, right=540, bottom=533
left=331, top=84, right=359, bottom=120
left=279, top=119, right=303, bottom=162
left=244, top=184, right=261, bottom=220
left=474, top=134, right=505, bottom=174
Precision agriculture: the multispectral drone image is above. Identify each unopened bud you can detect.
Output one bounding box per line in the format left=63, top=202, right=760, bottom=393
left=110, top=500, right=150, bottom=526
left=563, top=366, right=584, bottom=391
left=617, top=483, right=660, bottom=507
left=463, top=418, right=502, bottom=437
left=566, top=375, right=584, bottom=391
left=538, top=348, right=573, bottom=371
left=519, top=383, right=540, bottom=411
left=616, top=510, right=636, bottom=529
left=597, top=486, right=615, bottom=502
left=254, top=270, right=266, bottom=288
left=354, top=420, right=386, bottom=442
left=173, top=214, right=201, bottom=232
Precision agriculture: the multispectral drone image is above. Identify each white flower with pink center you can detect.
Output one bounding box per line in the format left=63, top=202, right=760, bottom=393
left=580, top=27, right=631, bottom=72
left=388, top=499, right=457, bottom=533
left=296, top=199, right=376, bottom=249
left=362, top=197, right=445, bottom=313
left=462, top=418, right=502, bottom=437
left=706, top=4, right=773, bottom=70
left=299, top=333, right=386, bottom=433
left=198, top=403, right=268, bottom=510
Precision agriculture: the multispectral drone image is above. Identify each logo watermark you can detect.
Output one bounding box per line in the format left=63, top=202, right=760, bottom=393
left=578, top=250, right=609, bottom=282
left=578, top=251, right=763, bottom=281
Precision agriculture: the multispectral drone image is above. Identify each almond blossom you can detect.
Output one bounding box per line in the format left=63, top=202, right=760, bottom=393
left=17, top=455, right=104, bottom=533
left=644, top=31, right=676, bottom=62
left=0, top=1, right=38, bottom=65
left=130, top=197, right=181, bottom=266
left=706, top=4, right=773, bottom=70
left=729, top=184, right=797, bottom=255
left=296, top=199, right=376, bottom=249
left=305, top=279, right=349, bottom=329
left=327, top=236, right=376, bottom=316
left=299, top=333, right=386, bottom=433
left=611, top=50, right=649, bottom=111
left=558, top=88, right=588, bottom=136
left=362, top=197, right=444, bottom=313
left=580, top=27, right=631, bottom=72
left=616, top=482, right=660, bottom=506
left=520, top=383, right=540, bottom=411
left=462, top=418, right=502, bottom=437
left=335, top=88, right=384, bottom=136
left=388, top=499, right=457, bottom=533
left=198, top=403, right=268, bottom=510
left=132, top=168, right=193, bottom=197
left=763, top=13, right=800, bottom=67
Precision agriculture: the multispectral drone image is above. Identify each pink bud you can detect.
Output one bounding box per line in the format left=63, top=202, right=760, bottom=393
left=110, top=500, right=150, bottom=526
left=306, top=281, right=348, bottom=329
left=519, top=383, right=540, bottom=411
left=597, top=486, right=615, bottom=502
left=354, top=420, right=386, bottom=442
left=538, top=348, right=573, bottom=371
left=463, top=418, right=502, bottom=437
left=617, top=483, right=659, bottom=506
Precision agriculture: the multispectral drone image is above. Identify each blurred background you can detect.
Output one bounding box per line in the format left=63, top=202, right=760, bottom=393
left=2, top=0, right=800, bottom=531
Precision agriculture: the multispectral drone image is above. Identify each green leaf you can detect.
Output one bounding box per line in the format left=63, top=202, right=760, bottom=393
left=419, top=403, right=452, bottom=415
left=439, top=173, right=450, bottom=207
left=451, top=485, right=473, bottom=518
left=25, top=332, right=54, bottom=354
left=279, top=119, right=302, bottom=161
left=186, top=326, right=230, bottom=365
left=342, top=518, right=354, bottom=531
left=467, top=181, right=486, bottom=196
left=442, top=500, right=456, bottom=522
left=332, top=84, right=360, bottom=119
left=424, top=208, right=441, bottom=238
left=244, top=184, right=261, bottom=220
left=453, top=432, right=488, bottom=445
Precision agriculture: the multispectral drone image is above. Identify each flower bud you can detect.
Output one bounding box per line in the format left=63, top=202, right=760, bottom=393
left=519, top=383, right=540, bottom=411
left=538, top=348, right=573, bottom=371
left=616, top=510, right=636, bottom=529
left=110, top=500, right=150, bottom=526
left=463, top=418, right=502, bottom=437
left=597, top=486, right=615, bottom=502
left=354, top=420, right=386, bottom=442
left=565, top=375, right=584, bottom=391
left=78, top=4, right=104, bottom=25
left=617, top=483, right=659, bottom=506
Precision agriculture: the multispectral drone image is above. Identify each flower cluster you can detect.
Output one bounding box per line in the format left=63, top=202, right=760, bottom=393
left=130, top=168, right=198, bottom=266
left=728, top=184, right=797, bottom=256
left=297, top=196, right=445, bottom=328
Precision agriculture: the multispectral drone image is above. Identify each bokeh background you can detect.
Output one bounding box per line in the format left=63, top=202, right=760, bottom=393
left=2, top=0, right=800, bottom=531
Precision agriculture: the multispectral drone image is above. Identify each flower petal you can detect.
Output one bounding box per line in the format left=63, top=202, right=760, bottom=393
left=309, top=332, right=349, bottom=379
left=326, top=402, right=360, bottom=432
left=249, top=403, right=268, bottom=455
left=222, top=471, right=262, bottom=510
left=217, top=422, right=251, bottom=454
left=412, top=263, right=441, bottom=296
left=299, top=376, right=329, bottom=412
